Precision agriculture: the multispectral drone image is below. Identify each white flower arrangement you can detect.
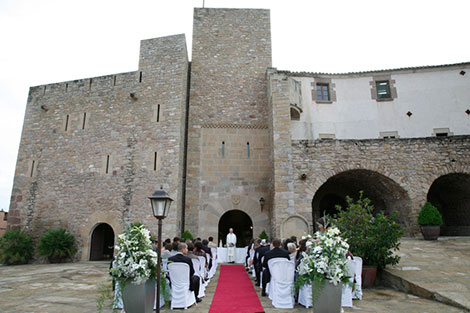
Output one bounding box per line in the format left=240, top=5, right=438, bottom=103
left=296, top=222, right=352, bottom=296
left=110, top=224, right=159, bottom=286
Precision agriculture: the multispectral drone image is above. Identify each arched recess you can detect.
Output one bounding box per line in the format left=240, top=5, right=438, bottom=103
left=218, top=210, right=253, bottom=247
left=427, top=173, right=470, bottom=236
left=290, top=106, right=301, bottom=120
left=281, top=215, right=310, bottom=240
left=89, top=223, right=115, bottom=261
left=312, top=169, right=412, bottom=232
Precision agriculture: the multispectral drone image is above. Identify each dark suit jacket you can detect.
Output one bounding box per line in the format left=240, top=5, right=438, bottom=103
left=263, top=247, right=290, bottom=272
left=254, top=245, right=270, bottom=268
left=169, top=252, right=195, bottom=281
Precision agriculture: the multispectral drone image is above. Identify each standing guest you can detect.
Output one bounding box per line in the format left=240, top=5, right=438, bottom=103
left=253, top=239, right=270, bottom=286
left=168, top=243, right=202, bottom=303
left=226, top=228, right=237, bottom=263
left=208, top=236, right=218, bottom=248
left=261, top=238, right=290, bottom=297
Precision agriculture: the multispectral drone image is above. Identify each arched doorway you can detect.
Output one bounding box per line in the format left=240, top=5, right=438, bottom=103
left=312, top=169, right=411, bottom=232
left=90, top=223, right=115, bottom=261
left=218, top=210, right=253, bottom=247
left=427, top=173, right=470, bottom=236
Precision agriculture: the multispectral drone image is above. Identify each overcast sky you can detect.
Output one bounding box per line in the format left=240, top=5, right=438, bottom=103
left=0, top=0, right=469, bottom=212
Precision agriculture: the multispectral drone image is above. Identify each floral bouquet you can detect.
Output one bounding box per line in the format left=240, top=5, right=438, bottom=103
left=296, top=223, right=352, bottom=301
left=110, top=223, right=159, bottom=286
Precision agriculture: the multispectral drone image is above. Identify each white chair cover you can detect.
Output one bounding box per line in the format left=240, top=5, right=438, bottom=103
left=153, top=282, right=166, bottom=309
left=113, top=281, right=123, bottom=309
left=198, top=256, right=209, bottom=284
left=209, top=248, right=217, bottom=278
left=191, top=258, right=206, bottom=298
left=297, top=262, right=312, bottom=308
left=341, top=259, right=355, bottom=307
left=249, top=248, right=256, bottom=277
left=353, top=256, right=363, bottom=300
left=268, top=258, right=295, bottom=309
left=167, top=263, right=196, bottom=309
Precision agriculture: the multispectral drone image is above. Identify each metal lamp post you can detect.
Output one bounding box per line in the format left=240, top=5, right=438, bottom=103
left=149, top=187, right=173, bottom=313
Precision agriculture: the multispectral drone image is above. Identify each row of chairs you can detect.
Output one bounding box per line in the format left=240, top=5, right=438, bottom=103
left=255, top=256, right=363, bottom=309
left=166, top=248, right=218, bottom=309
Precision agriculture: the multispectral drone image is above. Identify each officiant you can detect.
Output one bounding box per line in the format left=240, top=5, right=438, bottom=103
left=226, top=228, right=237, bottom=263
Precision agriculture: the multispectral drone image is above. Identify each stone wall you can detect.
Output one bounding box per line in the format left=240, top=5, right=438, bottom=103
left=8, top=34, right=188, bottom=260
left=186, top=8, right=272, bottom=240
left=290, top=136, right=470, bottom=234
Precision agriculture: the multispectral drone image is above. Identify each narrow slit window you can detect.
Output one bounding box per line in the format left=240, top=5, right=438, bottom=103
left=222, top=141, right=225, bottom=158
left=65, top=83, right=68, bottom=93
left=105, top=155, right=110, bottom=174
left=43, top=86, right=46, bottom=95
left=89, top=79, right=93, bottom=90
left=139, top=71, right=143, bottom=83
left=30, top=160, right=35, bottom=177
left=65, top=114, right=69, bottom=131
left=82, top=113, right=87, bottom=129
left=157, top=104, right=160, bottom=122
left=113, top=76, right=117, bottom=86
left=247, top=142, right=250, bottom=158
left=154, top=152, right=158, bottom=171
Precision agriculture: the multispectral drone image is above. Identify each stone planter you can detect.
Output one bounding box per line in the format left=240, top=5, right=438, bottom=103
left=313, top=281, right=342, bottom=313
left=361, top=265, right=377, bottom=288
left=122, top=279, right=155, bottom=313
left=420, top=225, right=440, bottom=240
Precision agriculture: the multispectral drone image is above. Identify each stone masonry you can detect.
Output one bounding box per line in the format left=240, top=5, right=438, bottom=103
left=7, top=7, right=470, bottom=261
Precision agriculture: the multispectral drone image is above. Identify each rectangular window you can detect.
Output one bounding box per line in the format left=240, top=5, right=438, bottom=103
left=154, top=152, right=158, bottom=171
left=82, top=113, right=87, bottom=130
left=316, top=83, right=330, bottom=101
left=376, top=81, right=391, bottom=99
left=157, top=104, right=160, bottom=122
left=105, top=155, right=110, bottom=174
left=65, top=114, right=70, bottom=131
left=247, top=142, right=250, bottom=158
left=3, top=212, right=7, bottom=221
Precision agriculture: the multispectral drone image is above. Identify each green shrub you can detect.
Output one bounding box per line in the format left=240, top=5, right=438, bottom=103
left=418, top=202, right=442, bottom=226
left=0, top=229, right=34, bottom=265
left=334, top=191, right=404, bottom=270
left=37, top=228, right=77, bottom=263
left=258, top=229, right=268, bottom=240
left=181, top=230, right=193, bottom=241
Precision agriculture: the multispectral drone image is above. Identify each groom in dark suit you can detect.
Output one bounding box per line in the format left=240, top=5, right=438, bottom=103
left=261, top=238, right=290, bottom=296
left=168, top=242, right=202, bottom=303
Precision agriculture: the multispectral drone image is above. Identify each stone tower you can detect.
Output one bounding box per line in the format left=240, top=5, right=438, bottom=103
left=185, top=8, right=272, bottom=245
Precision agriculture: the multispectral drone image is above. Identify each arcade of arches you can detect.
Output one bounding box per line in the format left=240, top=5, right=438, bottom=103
left=312, top=169, right=412, bottom=231
left=427, top=173, right=470, bottom=236
left=89, top=223, right=114, bottom=261
left=218, top=210, right=253, bottom=247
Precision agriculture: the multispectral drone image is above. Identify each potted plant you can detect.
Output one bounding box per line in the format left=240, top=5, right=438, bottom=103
left=295, top=220, right=351, bottom=313
left=109, top=223, right=159, bottom=313
left=37, top=228, right=77, bottom=263
left=334, top=192, right=404, bottom=287
left=418, top=202, right=442, bottom=240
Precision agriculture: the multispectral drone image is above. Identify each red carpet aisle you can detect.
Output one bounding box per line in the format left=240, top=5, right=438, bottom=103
left=209, top=265, right=265, bottom=313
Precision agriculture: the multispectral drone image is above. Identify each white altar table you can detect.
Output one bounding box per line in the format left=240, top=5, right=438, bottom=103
left=217, top=247, right=247, bottom=264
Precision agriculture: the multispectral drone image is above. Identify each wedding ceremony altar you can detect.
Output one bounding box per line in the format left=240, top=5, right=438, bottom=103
left=216, top=247, right=247, bottom=263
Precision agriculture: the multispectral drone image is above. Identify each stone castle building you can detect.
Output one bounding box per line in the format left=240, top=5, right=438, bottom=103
left=7, top=8, right=470, bottom=261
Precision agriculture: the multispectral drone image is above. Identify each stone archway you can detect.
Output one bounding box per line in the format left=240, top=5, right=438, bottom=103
left=312, top=169, right=412, bottom=231
left=218, top=210, right=253, bottom=247
left=427, top=173, right=470, bottom=236
left=89, top=223, right=114, bottom=261
left=281, top=215, right=310, bottom=240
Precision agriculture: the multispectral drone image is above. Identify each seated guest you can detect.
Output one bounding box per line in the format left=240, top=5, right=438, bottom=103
left=201, top=239, right=213, bottom=269
left=295, top=239, right=308, bottom=266
left=287, top=242, right=297, bottom=261
left=261, top=238, right=289, bottom=297
left=193, top=241, right=207, bottom=260
left=168, top=242, right=202, bottom=303
left=170, top=241, right=179, bottom=256
left=161, top=243, right=172, bottom=260
left=186, top=241, right=200, bottom=261
left=207, top=236, right=217, bottom=248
